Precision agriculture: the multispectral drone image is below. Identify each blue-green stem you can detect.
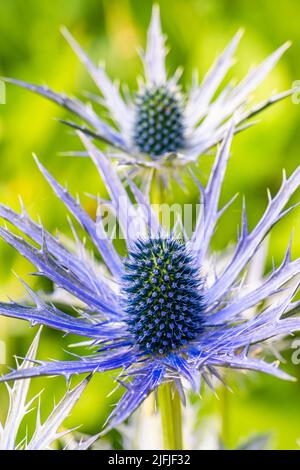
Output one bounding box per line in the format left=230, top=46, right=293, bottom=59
left=158, top=382, right=183, bottom=450
left=152, top=169, right=165, bottom=206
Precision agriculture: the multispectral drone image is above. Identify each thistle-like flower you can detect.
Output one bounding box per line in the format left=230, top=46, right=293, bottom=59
left=2, top=6, right=296, bottom=181
left=0, top=329, right=99, bottom=450
left=0, top=127, right=300, bottom=434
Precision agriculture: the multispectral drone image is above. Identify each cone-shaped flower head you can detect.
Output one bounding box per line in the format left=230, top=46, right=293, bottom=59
left=133, top=85, right=185, bottom=157
left=123, top=238, right=204, bottom=355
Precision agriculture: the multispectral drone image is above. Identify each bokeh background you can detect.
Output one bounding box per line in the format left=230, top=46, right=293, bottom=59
left=0, top=0, right=300, bottom=449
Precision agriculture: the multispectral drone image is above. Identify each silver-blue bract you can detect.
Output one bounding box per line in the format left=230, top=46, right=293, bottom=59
left=2, top=6, right=296, bottom=179
left=0, top=329, right=99, bottom=450
left=0, top=127, right=300, bottom=431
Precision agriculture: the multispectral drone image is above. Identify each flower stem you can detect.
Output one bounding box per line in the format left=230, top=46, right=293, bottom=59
left=152, top=169, right=165, bottom=206
left=220, top=377, right=232, bottom=448
left=221, top=384, right=229, bottom=446
left=158, top=382, right=183, bottom=450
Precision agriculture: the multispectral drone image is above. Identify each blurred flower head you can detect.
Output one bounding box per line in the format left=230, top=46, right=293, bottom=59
left=3, top=5, right=295, bottom=183
left=0, top=127, right=300, bottom=432
left=0, top=329, right=98, bottom=450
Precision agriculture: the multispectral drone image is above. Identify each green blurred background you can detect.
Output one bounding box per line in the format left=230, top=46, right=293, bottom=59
left=0, top=0, right=300, bottom=449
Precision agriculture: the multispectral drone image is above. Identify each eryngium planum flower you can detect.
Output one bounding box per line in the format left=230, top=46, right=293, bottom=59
left=2, top=6, right=297, bottom=180
left=0, top=127, right=300, bottom=432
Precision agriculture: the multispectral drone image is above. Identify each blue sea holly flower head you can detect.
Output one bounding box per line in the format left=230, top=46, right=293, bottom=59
left=2, top=5, right=297, bottom=183
left=1, top=127, right=300, bottom=434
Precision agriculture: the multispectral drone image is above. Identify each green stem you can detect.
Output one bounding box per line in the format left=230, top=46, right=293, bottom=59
left=152, top=169, right=164, bottom=206
left=220, top=382, right=230, bottom=448
left=158, top=382, right=183, bottom=450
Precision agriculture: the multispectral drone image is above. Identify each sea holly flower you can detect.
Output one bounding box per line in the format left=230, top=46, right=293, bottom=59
left=0, top=127, right=300, bottom=444
left=0, top=328, right=99, bottom=450
left=2, top=6, right=296, bottom=181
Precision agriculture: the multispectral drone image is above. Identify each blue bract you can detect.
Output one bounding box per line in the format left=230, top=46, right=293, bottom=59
left=0, top=127, right=300, bottom=432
